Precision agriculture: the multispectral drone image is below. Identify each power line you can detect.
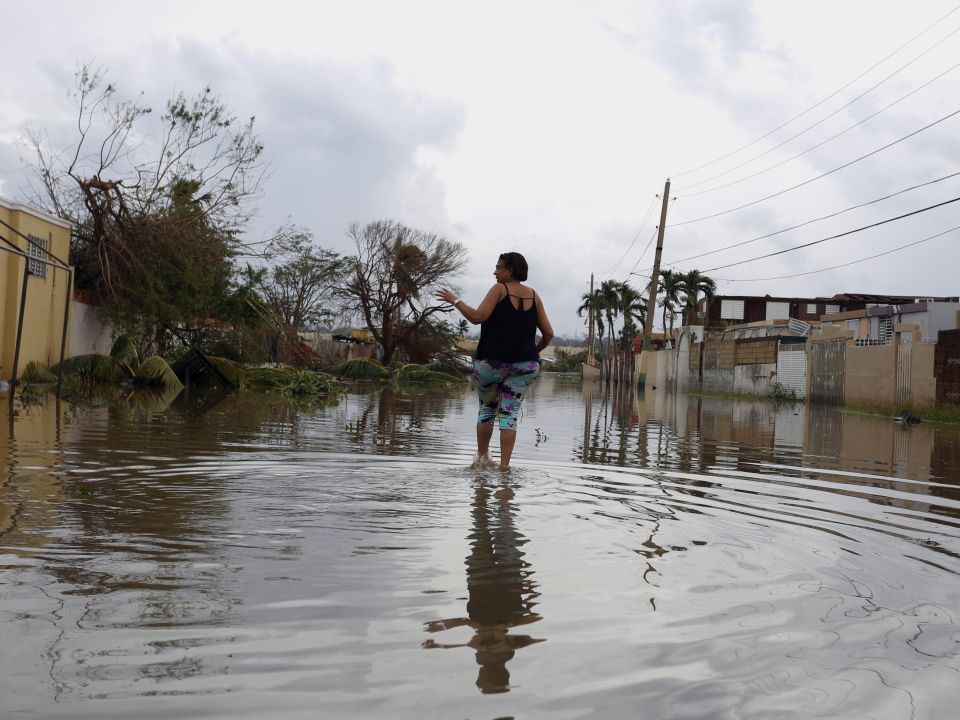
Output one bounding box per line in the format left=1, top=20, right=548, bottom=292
left=671, top=2, right=960, bottom=179
left=716, top=224, right=960, bottom=282
left=623, top=227, right=659, bottom=282
left=669, top=106, right=960, bottom=228
left=679, top=55, right=960, bottom=198
left=656, top=169, right=960, bottom=270
left=597, top=194, right=659, bottom=276
left=702, top=195, right=960, bottom=273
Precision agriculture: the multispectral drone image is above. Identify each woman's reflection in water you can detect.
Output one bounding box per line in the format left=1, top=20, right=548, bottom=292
left=423, top=478, right=543, bottom=694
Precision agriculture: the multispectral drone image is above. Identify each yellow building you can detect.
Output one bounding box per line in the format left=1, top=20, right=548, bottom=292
left=0, top=197, right=73, bottom=381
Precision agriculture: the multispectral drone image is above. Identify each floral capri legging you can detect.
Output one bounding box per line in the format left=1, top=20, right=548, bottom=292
left=473, top=359, right=540, bottom=430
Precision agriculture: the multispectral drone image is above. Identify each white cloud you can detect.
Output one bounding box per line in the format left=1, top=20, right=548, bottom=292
left=2, top=0, right=959, bottom=335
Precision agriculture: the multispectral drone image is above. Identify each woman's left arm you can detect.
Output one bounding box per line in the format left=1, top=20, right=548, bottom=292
left=535, top=298, right=555, bottom=353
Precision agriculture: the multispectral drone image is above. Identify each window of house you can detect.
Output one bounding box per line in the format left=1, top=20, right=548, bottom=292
left=806, top=303, right=818, bottom=314
left=879, top=315, right=893, bottom=343
left=825, top=304, right=840, bottom=314
left=27, top=235, right=48, bottom=279
left=766, top=301, right=790, bottom=320
left=846, top=319, right=859, bottom=332
left=720, top=299, right=744, bottom=320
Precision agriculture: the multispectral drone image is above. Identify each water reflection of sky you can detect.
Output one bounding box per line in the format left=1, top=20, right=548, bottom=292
left=1, top=378, right=959, bottom=718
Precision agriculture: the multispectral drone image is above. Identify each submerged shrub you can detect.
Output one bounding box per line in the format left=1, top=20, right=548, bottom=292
left=51, top=354, right=124, bottom=384
left=327, top=358, right=389, bottom=380
left=110, top=334, right=140, bottom=371
left=134, top=356, right=183, bottom=390
left=21, top=361, right=57, bottom=384
left=390, top=363, right=458, bottom=385
left=245, top=366, right=297, bottom=389
left=203, top=355, right=247, bottom=388
left=279, top=370, right=346, bottom=397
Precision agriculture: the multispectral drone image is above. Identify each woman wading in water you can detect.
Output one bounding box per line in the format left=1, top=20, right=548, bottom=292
left=437, top=252, right=554, bottom=470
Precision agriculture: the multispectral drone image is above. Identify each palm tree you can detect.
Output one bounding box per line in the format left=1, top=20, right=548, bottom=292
left=617, top=283, right=647, bottom=345
left=615, top=282, right=647, bottom=386
left=679, top=269, right=717, bottom=325
left=577, top=288, right=605, bottom=363
left=655, top=268, right=684, bottom=339
left=456, top=318, right=469, bottom=337
left=597, top=280, right=623, bottom=383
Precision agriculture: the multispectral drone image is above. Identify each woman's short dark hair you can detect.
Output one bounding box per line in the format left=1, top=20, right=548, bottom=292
left=499, top=252, right=528, bottom=281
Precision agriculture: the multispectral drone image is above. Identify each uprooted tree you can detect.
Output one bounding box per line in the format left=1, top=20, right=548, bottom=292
left=340, top=220, right=467, bottom=364
left=22, top=64, right=267, bottom=355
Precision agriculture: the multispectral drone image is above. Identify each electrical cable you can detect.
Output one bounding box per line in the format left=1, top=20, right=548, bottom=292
left=676, top=23, right=960, bottom=193
left=597, top=194, right=659, bottom=276
left=701, top=195, right=960, bottom=273
left=679, top=56, right=960, bottom=198
left=654, top=170, right=960, bottom=270
left=623, top=227, right=659, bottom=281
left=671, top=2, right=960, bottom=179
left=716, top=224, right=960, bottom=282
left=669, top=106, right=960, bottom=228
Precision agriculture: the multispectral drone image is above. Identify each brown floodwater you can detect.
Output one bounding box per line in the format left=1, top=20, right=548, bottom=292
left=1, top=375, right=959, bottom=719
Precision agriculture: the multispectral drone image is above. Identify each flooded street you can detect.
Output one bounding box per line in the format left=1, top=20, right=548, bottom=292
left=2, top=376, right=960, bottom=719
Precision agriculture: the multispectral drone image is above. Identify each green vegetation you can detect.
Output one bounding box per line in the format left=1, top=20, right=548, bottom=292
left=325, top=357, right=463, bottom=387
left=278, top=370, right=347, bottom=397
left=841, top=402, right=960, bottom=424
left=688, top=388, right=801, bottom=406
left=21, top=361, right=57, bottom=384
left=543, top=347, right=589, bottom=373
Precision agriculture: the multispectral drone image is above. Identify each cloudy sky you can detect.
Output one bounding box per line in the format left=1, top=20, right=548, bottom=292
left=2, top=0, right=959, bottom=337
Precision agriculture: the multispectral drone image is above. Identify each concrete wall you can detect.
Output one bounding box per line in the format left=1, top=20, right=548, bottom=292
left=69, top=300, right=115, bottom=356
left=913, top=303, right=960, bottom=342
left=655, top=323, right=945, bottom=409
left=702, top=368, right=734, bottom=393
left=733, top=362, right=778, bottom=395
left=844, top=343, right=896, bottom=406
left=641, top=350, right=658, bottom=392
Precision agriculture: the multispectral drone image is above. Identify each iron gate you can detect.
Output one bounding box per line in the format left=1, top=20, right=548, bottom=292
left=810, top=338, right=845, bottom=405
left=896, top=341, right=912, bottom=405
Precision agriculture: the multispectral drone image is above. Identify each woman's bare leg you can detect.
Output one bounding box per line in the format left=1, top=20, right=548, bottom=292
left=499, top=429, right=517, bottom=469
left=477, top=422, right=493, bottom=455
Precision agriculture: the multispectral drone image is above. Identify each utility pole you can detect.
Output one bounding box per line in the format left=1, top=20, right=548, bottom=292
left=581, top=272, right=601, bottom=380
left=586, top=273, right=595, bottom=365
left=637, top=178, right=671, bottom=387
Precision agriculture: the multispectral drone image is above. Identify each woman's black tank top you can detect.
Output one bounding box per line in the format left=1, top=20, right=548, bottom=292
left=475, top=285, right=539, bottom=362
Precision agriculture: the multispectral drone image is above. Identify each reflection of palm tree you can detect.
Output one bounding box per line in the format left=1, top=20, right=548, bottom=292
left=423, top=480, right=543, bottom=694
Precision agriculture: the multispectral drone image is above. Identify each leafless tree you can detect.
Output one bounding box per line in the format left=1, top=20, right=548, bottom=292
left=341, top=220, right=467, bottom=363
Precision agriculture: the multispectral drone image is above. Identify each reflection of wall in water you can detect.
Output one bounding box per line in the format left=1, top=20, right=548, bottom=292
left=930, top=431, right=960, bottom=517
left=803, top=407, right=941, bottom=512
left=773, top=405, right=804, bottom=450
left=0, top=397, right=67, bottom=543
